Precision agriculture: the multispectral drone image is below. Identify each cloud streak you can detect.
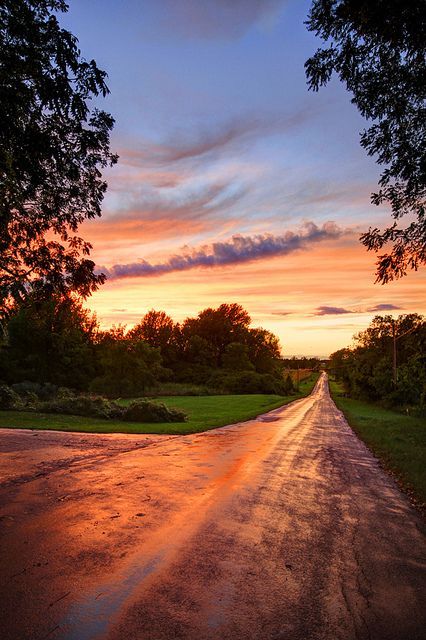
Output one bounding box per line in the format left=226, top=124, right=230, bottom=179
left=120, top=111, right=313, bottom=169
left=100, top=221, right=342, bottom=280
left=367, top=304, right=402, bottom=312
left=314, top=303, right=403, bottom=316
left=315, top=306, right=352, bottom=316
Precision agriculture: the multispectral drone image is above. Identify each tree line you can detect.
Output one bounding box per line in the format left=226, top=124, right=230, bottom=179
left=328, top=314, right=426, bottom=413
left=0, top=297, right=294, bottom=397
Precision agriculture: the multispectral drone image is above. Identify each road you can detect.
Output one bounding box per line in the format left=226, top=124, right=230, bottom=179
left=0, top=373, right=425, bottom=640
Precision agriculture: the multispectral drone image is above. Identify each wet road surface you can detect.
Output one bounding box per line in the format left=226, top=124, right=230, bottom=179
left=0, top=373, right=425, bottom=640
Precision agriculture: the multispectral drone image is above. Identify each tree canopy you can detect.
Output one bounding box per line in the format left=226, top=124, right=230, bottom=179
left=0, top=0, right=117, bottom=309
left=305, top=1, right=426, bottom=282
left=329, top=314, right=426, bottom=410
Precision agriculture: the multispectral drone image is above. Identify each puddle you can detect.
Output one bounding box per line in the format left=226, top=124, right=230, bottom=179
left=61, top=549, right=166, bottom=640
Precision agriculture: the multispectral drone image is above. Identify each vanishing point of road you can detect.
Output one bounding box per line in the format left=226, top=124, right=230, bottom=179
left=0, top=373, right=425, bottom=640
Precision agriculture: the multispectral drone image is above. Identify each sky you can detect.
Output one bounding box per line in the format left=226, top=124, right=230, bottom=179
left=62, top=0, right=425, bottom=356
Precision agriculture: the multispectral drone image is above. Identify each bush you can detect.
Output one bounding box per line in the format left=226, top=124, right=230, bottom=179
left=21, top=391, right=39, bottom=410
left=0, top=385, right=23, bottom=410
left=11, top=381, right=59, bottom=401
left=207, top=371, right=289, bottom=395
left=57, top=387, right=75, bottom=399
left=39, top=395, right=123, bottom=419
left=146, top=382, right=221, bottom=396
left=122, top=400, right=187, bottom=423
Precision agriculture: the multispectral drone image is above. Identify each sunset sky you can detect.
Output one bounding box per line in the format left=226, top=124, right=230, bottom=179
left=63, top=0, right=425, bottom=356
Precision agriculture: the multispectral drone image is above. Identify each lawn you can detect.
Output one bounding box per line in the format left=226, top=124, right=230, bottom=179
left=0, top=373, right=319, bottom=436
left=329, top=379, right=426, bottom=508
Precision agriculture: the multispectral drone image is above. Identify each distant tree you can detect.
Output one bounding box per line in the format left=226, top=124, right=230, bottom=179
left=0, top=0, right=117, bottom=307
left=246, top=328, right=282, bottom=374
left=129, top=310, right=177, bottom=365
left=327, top=348, right=351, bottom=382
left=305, top=1, right=426, bottom=282
left=182, top=303, right=251, bottom=365
left=281, top=356, right=321, bottom=370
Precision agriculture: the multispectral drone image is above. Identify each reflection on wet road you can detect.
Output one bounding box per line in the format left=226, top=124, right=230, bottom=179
left=0, top=373, right=425, bottom=639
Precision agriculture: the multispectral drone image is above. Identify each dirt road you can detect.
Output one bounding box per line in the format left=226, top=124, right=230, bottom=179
left=0, top=373, right=425, bottom=640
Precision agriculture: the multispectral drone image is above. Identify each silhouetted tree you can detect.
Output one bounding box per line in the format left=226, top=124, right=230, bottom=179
left=4, top=294, right=98, bottom=388
left=0, top=0, right=117, bottom=308
left=246, top=328, right=282, bottom=374
left=182, top=303, right=251, bottom=366
left=129, top=310, right=177, bottom=365
left=306, top=1, right=426, bottom=282
left=330, top=314, right=426, bottom=408
left=91, top=327, right=167, bottom=397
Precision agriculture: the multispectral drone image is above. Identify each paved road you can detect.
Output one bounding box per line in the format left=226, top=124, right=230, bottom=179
left=0, top=373, right=425, bottom=640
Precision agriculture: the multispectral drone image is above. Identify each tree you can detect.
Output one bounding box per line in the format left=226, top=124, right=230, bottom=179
left=182, top=303, right=251, bottom=366
left=222, top=342, right=254, bottom=372
left=329, top=314, right=426, bottom=408
left=246, top=328, right=282, bottom=374
left=305, top=1, right=426, bottom=282
left=0, top=0, right=117, bottom=307
left=129, top=310, right=177, bottom=365
left=91, top=327, right=167, bottom=397
left=3, top=294, right=98, bottom=389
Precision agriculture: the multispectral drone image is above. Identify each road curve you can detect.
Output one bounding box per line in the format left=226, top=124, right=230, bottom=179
left=0, top=373, right=425, bottom=640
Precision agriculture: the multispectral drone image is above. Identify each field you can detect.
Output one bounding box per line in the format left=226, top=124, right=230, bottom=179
left=329, top=379, right=426, bottom=508
left=0, top=373, right=319, bottom=435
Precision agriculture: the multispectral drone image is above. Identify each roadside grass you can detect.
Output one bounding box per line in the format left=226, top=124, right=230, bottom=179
left=329, top=379, right=426, bottom=508
left=0, top=373, right=319, bottom=436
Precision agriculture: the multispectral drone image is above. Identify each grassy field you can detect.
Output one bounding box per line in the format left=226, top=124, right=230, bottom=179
left=0, top=373, right=319, bottom=436
left=329, top=379, right=426, bottom=509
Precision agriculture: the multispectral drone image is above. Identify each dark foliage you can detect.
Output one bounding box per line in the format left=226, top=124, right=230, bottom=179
left=121, top=400, right=187, bottom=423
left=39, top=394, right=123, bottom=419
left=207, top=370, right=293, bottom=395
left=90, top=326, right=169, bottom=397
left=306, top=1, right=426, bottom=281
left=4, top=294, right=97, bottom=389
left=0, top=300, right=289, bottom=401
left=329, top=314, right=426, bottom=411
left=0, top=384, right=23, bottom=410
left=281, top=356, right=321, bottom=370
left=11, top=380, right=58, bottom=400
left=0, top=0, right=117, bottom=307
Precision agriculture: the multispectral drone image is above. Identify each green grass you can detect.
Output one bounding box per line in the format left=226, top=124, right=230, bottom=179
left=329, top=379, right=426, bottom=508
left=0, top=373, right=319, bottom=436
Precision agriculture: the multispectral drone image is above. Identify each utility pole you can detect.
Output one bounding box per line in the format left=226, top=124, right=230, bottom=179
left=392, top=319, right=397, bottom=388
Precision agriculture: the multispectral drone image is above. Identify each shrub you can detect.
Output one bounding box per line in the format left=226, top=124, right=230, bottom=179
left=57, top=387, right=75, bottom=399
left=122, top=400, right=187, bottom=423
left=11, top=381, right=59, bottom=401
left=207, top=371, right=289, bottom=395
left=39, top=395, right=123, bottom=419
left=0, top=385, right=23, bottom=410
left=146, top=382, right=221, bottom=396
left=21, top=391, right=39, bottom=410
